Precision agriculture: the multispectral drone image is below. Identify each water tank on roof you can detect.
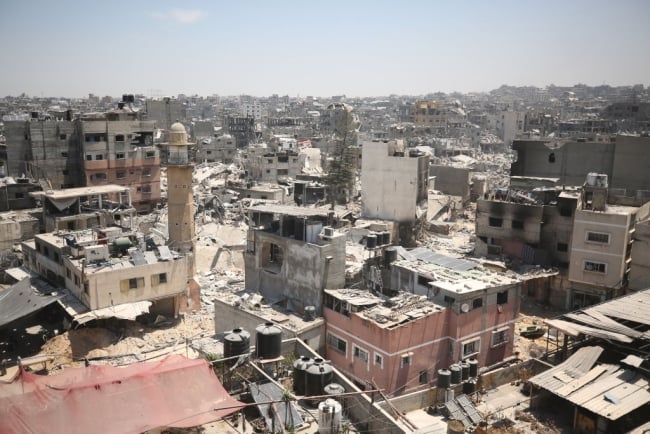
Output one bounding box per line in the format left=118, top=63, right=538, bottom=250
left=366, top=234, right=377, bottom=249
left=384, top=246, right=398, bottom=268
left=460, top=362, right=470, bottom=381
left=380, top=231, right=391, bottom=245
left=450, top=364, right=462, bottom=384
left=223, top=328, right=250, bottom=366
left=292, top=356, right=313, bottom=395
left=437, top=369, right=451, bottom=388
left=468, top=358, right=479, bottom=377
left=255, top=322, right=282, bottom=360
left=463, top=379, right=477, bottom=395
left=318, top=398, right=342, bottom=434
left=305, top=358, right=333, bottom=397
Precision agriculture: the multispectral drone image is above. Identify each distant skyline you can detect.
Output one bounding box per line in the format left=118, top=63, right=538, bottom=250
left=1, top=0, right=649, bottom=98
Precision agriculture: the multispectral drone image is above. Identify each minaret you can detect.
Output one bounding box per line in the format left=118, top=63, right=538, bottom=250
left=163, top=122, right=196, bottom=277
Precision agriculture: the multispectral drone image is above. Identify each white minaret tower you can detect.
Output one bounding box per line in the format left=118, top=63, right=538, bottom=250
left=163, top=122, right=196, bottom=277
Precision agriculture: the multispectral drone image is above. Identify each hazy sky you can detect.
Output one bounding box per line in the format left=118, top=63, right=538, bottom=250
left=2, top=0, right=649, bottom=98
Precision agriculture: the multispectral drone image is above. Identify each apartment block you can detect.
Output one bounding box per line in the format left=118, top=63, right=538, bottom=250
left=80, top=111, right=160, bottom=212
left=324, top=254, right=521, bottom=395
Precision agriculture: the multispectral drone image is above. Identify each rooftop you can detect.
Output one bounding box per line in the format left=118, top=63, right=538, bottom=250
left=325, top=288, right=445, bottom=329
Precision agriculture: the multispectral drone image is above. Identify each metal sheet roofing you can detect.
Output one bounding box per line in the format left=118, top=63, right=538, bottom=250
left=544, top=288, right=650, bottom=342
left=409, top=247, right=477, bottom=272
left=529, top=346, right=650, bottom=420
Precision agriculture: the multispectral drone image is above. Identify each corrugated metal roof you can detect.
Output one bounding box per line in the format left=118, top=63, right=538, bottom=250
left=545, top=288, right=650, bottom=342
left=530, top=346, right=650, bottom=420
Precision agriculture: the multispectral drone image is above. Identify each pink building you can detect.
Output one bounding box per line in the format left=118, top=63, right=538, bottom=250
left=323, top=260, right=520, bottom=396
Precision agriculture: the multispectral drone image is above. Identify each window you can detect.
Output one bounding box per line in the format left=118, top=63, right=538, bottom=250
left=74, top=275, right=79, bottom=285
left=66, top=268, right=71, bottom=278
left=353, top=345, right=369, bottom=364
left=92, top=173, right=107, bottom=181
left=267, top=159, right=273, bottom=163
left=143, top=168, right=151, bottom=177
left=419, top=370, right=429, bottom=384
left=116, top=152, right=126, bottom=159
left=121, top=277, right=145, bottom=291
left=145, top=151, right=155, bottom=159
left=86, top=154, right=92, bottom=161
left=472, top=298, right=483, bottom=309
left=59, top=134, right=67, bottom=140
left=96, top=154, right=103, bottom=160
left=548, top=152, right=556, bottom=163
left=586, top=231, right=609, bottom=244
left=115, top=134, right=125, bottom=142
left=151, top=272, right=167, bottom=286
left=557, top=242, right=568, bottom=252
left=327, top=333, right=347, bottom=355
left=489, top=217, right=503, bottom=227
left=116, top=171, right=126, bottom=179
left=374, top=353, right=383, bottom=368
left=400, top=353, right=412, bottom=368
left=512, top=220, right=524, bottom=230
left=584, top=261, right=607, bottom=273
left=61, top=151, right=68, bottom=157
left=491, top=329, right=509, bottom=347
left=559, top=207, right=573, bottom=217
left=14, top=192, right=24, bottom=199
left=444, top=295, right=455, bottom=305
left=497, top=291, right=508, bottom=305
left=462, top=338, right=480, bottom=358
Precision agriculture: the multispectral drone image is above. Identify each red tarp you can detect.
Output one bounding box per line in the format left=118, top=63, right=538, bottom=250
left=0, top=354, right=244, bottom=434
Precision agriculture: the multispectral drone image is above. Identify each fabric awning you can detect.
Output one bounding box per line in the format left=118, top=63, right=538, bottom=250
left=0, top=354, right=244, bottom=433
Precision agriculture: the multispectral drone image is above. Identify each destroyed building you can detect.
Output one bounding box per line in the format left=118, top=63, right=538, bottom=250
left=244, top=204, right=349, bottom=314
left=361, top=139, right=429, bottom=245
left=196, top=134, right=236, bottom=163
left=511, top=134, right=650, bottom=204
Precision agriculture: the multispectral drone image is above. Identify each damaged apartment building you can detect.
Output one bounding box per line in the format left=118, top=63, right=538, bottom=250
left=361, top=139, right=429, bottom=246
left=476, top=173, right=650, bottom=309
left=244, top=204, right=350, bottom=315
left=323, top=250, right=522, bottom=395
left=1, top=102, right=161, bottom=213
left=18, top=123, right=199, bottom=323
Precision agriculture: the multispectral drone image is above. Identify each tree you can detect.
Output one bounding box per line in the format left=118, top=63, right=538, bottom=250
left=326, top=104, right=358, bottom=209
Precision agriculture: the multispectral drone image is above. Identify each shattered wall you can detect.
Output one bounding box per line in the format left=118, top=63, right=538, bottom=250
left=244, top=231, right=345, bottom=313
left=429, top=165, right=471, bottom=201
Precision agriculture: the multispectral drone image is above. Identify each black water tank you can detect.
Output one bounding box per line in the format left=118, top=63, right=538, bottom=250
left=366, top=234, right=377, bottom=249
left=384, top=246, right=398, bottom=267
left=292, top=356, right=313, bottom=395
left=223, top=328, right=250, bottom=366
left=460, top=362, right=470, bottom=381
left=450, top=364, right=462, bottom=384
left=255, top=322, right=282, bottom=359
left=468, top=358, right=479, bottom=378
left=122, top=94, right=129, bottom=102
left=380, top=231, right=390, bottom=245
left=305, top=358, right=333, bottom=397
left=437, top=369, right=451, bottom=388
left=463, top=379, right=476, bottom=395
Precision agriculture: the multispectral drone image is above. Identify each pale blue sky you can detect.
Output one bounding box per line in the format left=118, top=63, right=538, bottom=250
left=1, top=0, right=649, bottom=98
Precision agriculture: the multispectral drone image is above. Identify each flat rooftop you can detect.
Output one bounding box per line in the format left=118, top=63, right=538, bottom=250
left=247, top=203, right=350, bottom=219
left=32, top=184, right=130, bottom=200
left=325, top=288, right=445, bottom=329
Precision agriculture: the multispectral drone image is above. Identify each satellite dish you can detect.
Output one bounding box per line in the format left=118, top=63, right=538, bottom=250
left=460, top=303, right=470, bottom=313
